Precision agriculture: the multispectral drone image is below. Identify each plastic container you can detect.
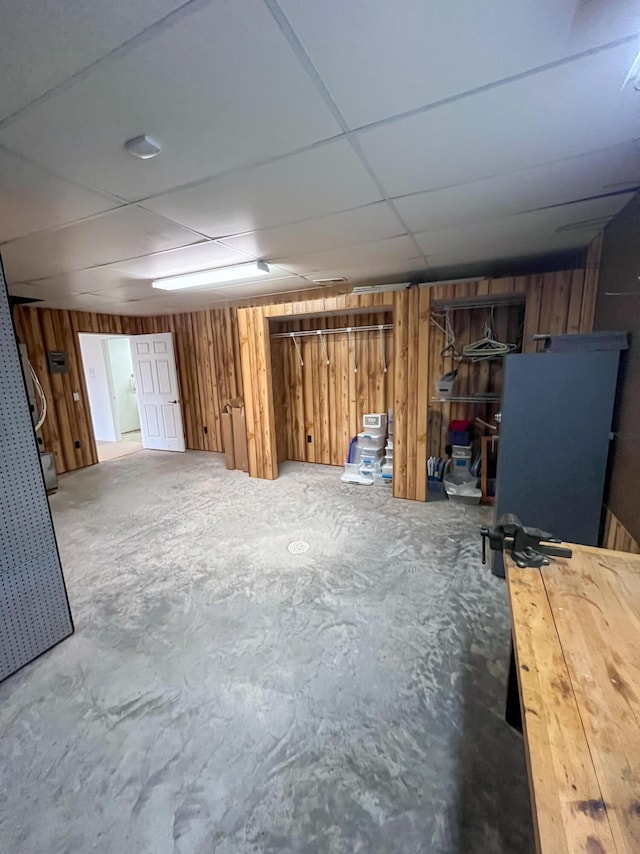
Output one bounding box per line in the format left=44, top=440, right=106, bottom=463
left=357, top=432, right=385, bottom=451
left=451, top=444, right=472, bottom=473
left=373, top=472, right=393, bottom=487
left=443, top=468, right=481, bottom=505
left=340, top=462, right=374, bottom=485
left=363, top=413, right=387, bottom=432
left=449, top=430, right=470, bottom=445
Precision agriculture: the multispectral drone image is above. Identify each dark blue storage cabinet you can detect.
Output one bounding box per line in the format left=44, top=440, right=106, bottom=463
left=492, top=350, right=620, bottom=577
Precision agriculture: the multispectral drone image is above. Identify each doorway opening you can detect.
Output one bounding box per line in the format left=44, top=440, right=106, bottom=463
left=78, top=333, right=142, bottom=463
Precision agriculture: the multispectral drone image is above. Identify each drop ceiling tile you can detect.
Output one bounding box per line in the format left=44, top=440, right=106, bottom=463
left=5, top=282, right=43, bottom=299
left=393, top=141, right=640, bottom=234
left=209, top=276, right=315, bottom=300
left=0, top=0, right=341, bottom=201
left=0, top=0, right=187, bottom=120
left=143, top=140, right=383, bottom=238
left=274, top=235, right=421, bottom=275
left=0, top=148, right=121, bottom=242
left=1, top=206, right=203, bottom=283
left=414, top=193, right=635, bottom=258
left=219, top=202, right=405, bottom=259
left=85, top=281, right=164, bottom=302
left=357, top=41, right=639, bottom=198
left=280, top=0, right=640, bottom=127
left=109, top=241, right=254, bottom=278
left=23, top=267, right=140, bottom=297
left=32, top=292, right=129, bottom=311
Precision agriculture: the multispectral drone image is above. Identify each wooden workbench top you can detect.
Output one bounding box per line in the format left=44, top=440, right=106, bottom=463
left=506, top=544, right=640, bottom=854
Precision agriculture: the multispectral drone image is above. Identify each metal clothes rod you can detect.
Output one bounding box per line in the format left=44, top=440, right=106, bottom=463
left=271, top=323, right=393, bottom=339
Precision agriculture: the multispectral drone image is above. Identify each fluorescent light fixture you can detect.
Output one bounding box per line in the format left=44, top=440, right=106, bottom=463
left=152, top=261, right=270, bottom=290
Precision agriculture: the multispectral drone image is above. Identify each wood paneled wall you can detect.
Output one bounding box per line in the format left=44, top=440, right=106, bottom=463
left=13, top=305, right=242, bottom=474
left=13, top=265, right=593, bottom=502
left=237, top=289, right=430, bottom=501
left=426, top=270, right=594, bottom=458
left=602, top=506, right=640, bottom=554
left=270, top=311, right=393, bottom=466
left=393, top=286, right=430, bottom=501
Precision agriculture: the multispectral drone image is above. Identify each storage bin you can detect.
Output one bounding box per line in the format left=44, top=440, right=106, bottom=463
left=373, top=472, right=393, bottom=487
left=449, top=430, right=470, bottom=445
left=357, top=432, right=385, bottom=451
left=427, top=476, right=447, bottom=501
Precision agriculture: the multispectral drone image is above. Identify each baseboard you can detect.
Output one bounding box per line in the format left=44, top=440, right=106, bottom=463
left=601, top=506, right=640, bottom=554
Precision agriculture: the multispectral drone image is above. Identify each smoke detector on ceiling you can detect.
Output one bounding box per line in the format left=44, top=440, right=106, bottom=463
left=125, top=134, right=161, bottom=159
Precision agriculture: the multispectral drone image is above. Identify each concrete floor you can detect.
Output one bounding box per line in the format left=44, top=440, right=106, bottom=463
left=0, top=452, right=533, bottom=854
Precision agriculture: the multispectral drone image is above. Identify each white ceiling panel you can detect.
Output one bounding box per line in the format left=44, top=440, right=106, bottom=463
left=109, top=241, right=253, bottom=278
left=279, top=0, right=640, bottom=127
left=208, top=277, right=316, bottom=299
left=219, top=202, right=405, bottom=260
left=393, top=142, right=640, bottom=234
left=21, top=267, right=141, bottom=297
left=275, top=235, right=422, bottom=275
left=0, top=0, right=188, bottom=120
left=5, top=282, right=42, bottom=299
left=143, top=140, right=383, bottom=238
left=414, top=193, right=636, bottom=258
left=29, top=292, right=132, bottom=312
left=357, top=41, right=639, bottom=198
left=0, top=148, right=121, bottom=243
left=1, top=206, right=202, bottom=283
left=0, top=0, right=341, bottom=201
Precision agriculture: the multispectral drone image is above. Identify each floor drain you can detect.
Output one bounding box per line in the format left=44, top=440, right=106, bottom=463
left=288, top=540, right=309, bottom=554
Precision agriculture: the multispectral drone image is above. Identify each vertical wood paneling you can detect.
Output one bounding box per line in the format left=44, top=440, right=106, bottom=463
left=602, top=507, right=640, bottom=554
left=13, top=305, right=243, bottom=474
left=271, top=313, right=393, bottom=467
left=581, top=231, right=603, bottom=332
left=427, top=269, right=593, bottom=459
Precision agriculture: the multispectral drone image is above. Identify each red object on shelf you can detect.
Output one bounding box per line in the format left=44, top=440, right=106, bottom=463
left=449, top=419, right=470, bottom=431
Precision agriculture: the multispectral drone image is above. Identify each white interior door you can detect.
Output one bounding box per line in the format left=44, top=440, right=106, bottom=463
left=129, top=332, right=185, bottom=452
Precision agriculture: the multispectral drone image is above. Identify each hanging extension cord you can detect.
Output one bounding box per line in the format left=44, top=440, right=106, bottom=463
left=28, top=360, right=47, bottom=431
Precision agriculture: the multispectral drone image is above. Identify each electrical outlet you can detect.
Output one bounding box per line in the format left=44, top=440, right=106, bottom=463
left=307, top=435, right=312, bottom=443
left=74, top=441, right=81, bottom=449
left=203, top=426, right=208, bottom=434
left=73, top=392, right=80, bottom=401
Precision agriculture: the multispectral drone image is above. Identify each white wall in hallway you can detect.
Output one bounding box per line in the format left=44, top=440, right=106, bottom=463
left=106, top=337, right=139, bottom=434
left=78, top=333, right=117, bottom=442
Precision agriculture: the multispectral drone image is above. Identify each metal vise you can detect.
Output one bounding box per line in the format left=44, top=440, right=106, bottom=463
left=481, top=513, right=572, bottom=568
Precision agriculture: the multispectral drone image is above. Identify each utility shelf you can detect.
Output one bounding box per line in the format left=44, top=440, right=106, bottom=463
left=431, top=394, right=501, bottom=403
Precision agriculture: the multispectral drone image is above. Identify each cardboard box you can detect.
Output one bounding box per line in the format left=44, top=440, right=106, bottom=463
left=225, top=398, right=248, bottom=473
left=221, top=411, right=235, bottom=470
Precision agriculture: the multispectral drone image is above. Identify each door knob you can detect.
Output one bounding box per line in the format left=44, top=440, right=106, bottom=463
left=169, top=399, right=179, bottom=404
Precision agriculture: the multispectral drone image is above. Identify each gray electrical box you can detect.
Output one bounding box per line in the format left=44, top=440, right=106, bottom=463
left=47, top=349, right=68, bottom=373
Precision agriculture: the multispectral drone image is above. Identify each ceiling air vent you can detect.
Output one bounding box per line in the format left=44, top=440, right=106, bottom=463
left=351, top=282, right=411, bottom=295
left=312, top=277, right=347, bottom=284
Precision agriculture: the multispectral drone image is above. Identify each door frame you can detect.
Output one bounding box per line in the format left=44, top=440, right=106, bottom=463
left=77, top=331, right=133, bottom=452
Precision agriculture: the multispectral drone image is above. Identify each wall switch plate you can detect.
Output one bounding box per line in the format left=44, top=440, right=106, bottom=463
left=73, top=392, right=80, bottom=401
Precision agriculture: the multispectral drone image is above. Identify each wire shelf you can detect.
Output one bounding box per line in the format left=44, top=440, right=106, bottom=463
left=430, top=295, right=526, bottom=312
left=431, top=394, right=501, bottom=403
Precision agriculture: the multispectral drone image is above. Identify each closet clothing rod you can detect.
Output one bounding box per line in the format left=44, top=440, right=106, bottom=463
left=271, top=324, right=393, bottom=339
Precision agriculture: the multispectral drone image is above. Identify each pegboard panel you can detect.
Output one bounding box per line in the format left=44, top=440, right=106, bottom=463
left=0, top=261, right=73, bottom=682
